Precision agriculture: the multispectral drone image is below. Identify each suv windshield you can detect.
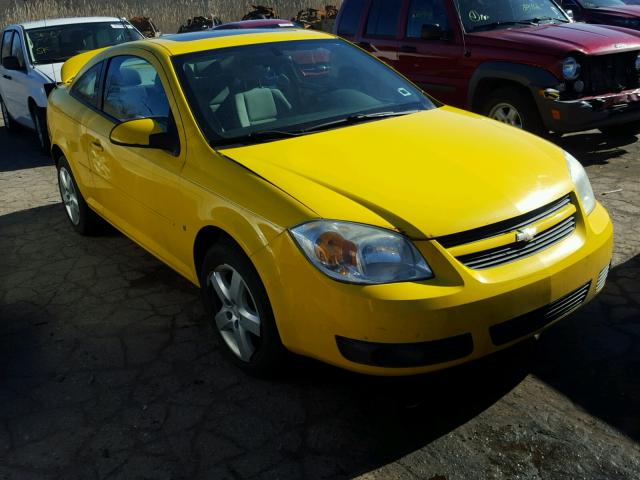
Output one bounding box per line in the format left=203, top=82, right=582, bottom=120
left=25, top=22, right=142, bottom=65
left=173, top=39, right=435, bottom=147
left=454, top=0, right=569, bottom=32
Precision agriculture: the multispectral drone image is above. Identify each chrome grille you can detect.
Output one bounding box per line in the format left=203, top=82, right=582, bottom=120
left=583, top=51, right=640, bottom=96
left=490, top=281, right=591, bottom=346
left=457, top=214, right=576, bottom=270
left=596, top=264, right=610, bottom=292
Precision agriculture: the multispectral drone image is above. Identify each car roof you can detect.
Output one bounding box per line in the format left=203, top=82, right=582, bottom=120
left=142, top=28, right=333, bottom=56
left=16, top=17, right=127, bottom=30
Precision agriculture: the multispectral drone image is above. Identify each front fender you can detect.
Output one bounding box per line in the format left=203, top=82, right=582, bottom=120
left=468, top=61, right=560, bottom=107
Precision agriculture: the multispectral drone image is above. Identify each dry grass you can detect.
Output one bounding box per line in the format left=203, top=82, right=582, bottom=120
left=2, top=0, right=342, bottom=33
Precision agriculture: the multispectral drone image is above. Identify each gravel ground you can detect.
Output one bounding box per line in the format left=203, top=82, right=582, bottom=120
left=0, top=116, right=638, bottom=480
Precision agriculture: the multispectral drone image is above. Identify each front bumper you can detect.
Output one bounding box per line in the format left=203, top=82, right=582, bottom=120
left=251, top=202, right=613, bottom=375
left=536, top=88, right=640, bottom=133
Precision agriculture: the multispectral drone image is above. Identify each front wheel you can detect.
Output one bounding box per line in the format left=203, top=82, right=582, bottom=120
left=31, top=105, right=50, bottom=154
left=482, top=87, right=546, bottom=136
left=200, top=239, right=287, bottom=377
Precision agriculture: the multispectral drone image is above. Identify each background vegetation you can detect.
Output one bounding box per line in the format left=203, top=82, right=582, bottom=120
left=1, top=0, right=342, bottom=33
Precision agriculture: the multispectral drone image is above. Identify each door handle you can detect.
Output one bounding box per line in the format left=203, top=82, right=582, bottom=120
left=400, top=45, right=418, bottom=53
left=90, top=140, right=103, bottom=152
left=2, top=74, right=11, bottom=80
left=357, top=41, right=371, bottom=49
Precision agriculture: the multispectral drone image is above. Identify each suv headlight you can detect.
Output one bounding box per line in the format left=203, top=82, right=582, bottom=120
left=561, top=56, right=581, bottom=80
left=564, top=151, right=595, bottom=215
left=290, top=221, right=433, bottom=284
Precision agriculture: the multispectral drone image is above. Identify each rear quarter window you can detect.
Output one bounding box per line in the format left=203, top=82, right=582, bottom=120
left=365, top=0, right=402, bottom=37
left=337, top=0, right=366, bottom=36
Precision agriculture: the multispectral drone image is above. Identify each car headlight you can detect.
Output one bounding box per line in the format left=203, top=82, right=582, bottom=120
left=564, top=151, right=595, bottom=215
left=289, top=221, right=433, bottom=284
left=561, top=56, right=581, bottom=80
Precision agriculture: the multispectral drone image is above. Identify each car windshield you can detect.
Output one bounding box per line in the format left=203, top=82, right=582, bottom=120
left=454, top=0, right=569, bottom=32
left=173, top=39, right=435, bottom=147
left=25, top=22, right=142, bottom=65
left=578, top=0, right=626, bottom=6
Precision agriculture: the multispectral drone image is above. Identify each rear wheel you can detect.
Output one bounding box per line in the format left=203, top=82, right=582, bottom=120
left=31, top=105, right=50, bottom=154
left=599, top=121, right=640, bottom=137
left=482, top=87, right=546, bottom=136
left=200, top=238, right=287, bottom=377
left=0, top=96, right=17, bottom=132
left=56, top=155, right=100, bottom=235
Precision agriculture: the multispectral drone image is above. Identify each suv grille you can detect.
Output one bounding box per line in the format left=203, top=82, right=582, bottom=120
left=437, top=195, right=576, bottom=270
left=582, top=51, right=640, bottom=95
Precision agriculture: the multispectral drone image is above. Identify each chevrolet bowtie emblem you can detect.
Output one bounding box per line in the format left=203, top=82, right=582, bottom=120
left=516, top=227, right=537, bottom=243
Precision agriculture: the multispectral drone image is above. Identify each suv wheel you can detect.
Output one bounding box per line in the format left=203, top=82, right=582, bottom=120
left=482, top=87, right=545, bottom=136
left=31, top=105, right=51, bottom=154
left=0, top=96, right=17, bottom=132
left=599, top=121, right=640, bottom=138
left=200, top=239, right=287, bottom=377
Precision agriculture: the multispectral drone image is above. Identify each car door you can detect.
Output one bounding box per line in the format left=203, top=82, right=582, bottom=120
left=357, top=0, right=404, bottom=67
left=396, top=0, right=465, bottom=106
left=84, top=52, right=190, bottom=275
left=1, top=30, right=31, bottom=125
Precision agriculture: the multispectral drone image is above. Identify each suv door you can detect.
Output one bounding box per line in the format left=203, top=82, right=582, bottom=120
left=357, top=0, right=404, bottom=68
left=397, top=0, right=465, bottom=105
left=85, top=52, right=190, bottom=274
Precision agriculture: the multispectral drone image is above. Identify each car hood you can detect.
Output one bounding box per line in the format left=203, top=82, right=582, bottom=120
left=219, top=107, right=573, bottom=239
left=586, top=5, right=640, bottom=18
left=470, top=22, right=640, bottom=56
left=33, top=62, right=63, bottom=83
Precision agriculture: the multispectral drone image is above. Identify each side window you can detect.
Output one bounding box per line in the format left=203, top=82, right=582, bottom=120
left=71, top=62, right=103, bottom=106
left=103, top=55, right=170, bottom=121
left=365, top=0, right=402, bottom=37
left=10, top=32, right=26, bottom=68
left=337, top=0, right=366, bottom=36
left=1, top=31, right=14, bottom=63
left=406, top=0, right=450, bottom=38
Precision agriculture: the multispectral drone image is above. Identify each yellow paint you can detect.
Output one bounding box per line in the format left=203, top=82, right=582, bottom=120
left=48, top=31, right=613, bottom=375
left=60, top=47, right=108, bottom=84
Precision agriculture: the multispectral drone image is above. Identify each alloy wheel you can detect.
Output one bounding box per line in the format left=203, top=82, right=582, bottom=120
left=488, top=102, right=524, bottom=129
left=208, top=264, right=262, bottom=361
left=58, top=167, right=80, bottom=225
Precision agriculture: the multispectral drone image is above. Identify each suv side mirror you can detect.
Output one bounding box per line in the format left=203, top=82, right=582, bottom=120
left=421, top=24, right=446, bottom=41
left=2, top=56, right=22, bottom=71
left=110, top=117, right=179, bottom=155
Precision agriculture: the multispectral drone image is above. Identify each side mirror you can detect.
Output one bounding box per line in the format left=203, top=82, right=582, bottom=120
left=421, top=24, right=446, bottom=41
left=109, top=117, right=179, bottom=154
left=566, top=9, right=574, bottom=21
left=2, top=56, right=22, bottom=71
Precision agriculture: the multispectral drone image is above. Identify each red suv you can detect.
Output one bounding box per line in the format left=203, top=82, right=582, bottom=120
left=335, top=0, right=640, bottom=135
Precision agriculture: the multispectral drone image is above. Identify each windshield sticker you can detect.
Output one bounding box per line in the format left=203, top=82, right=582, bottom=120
left=468, top=10, right=489, bottom=22
left=398, top=88, right=412, bottom=97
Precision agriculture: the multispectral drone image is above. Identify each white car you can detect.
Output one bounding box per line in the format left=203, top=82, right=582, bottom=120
left=0, top=17, right=142, bottom=152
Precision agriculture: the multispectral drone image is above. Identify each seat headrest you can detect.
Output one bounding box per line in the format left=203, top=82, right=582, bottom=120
left=115, top=68, right=142, bottom=87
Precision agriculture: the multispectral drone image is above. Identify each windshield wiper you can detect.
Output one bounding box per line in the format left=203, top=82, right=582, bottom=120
left=213, top=129, right=302, bottom=147
left=524, top=16, right=568, bottom=24
left=301, top=110, right=421, bottom=134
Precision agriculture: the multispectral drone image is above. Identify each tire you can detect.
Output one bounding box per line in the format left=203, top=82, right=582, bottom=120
left=56, top=155, right=100, bottom=235
left=599, top=121, right=640, bottom=137
left=31, top=105, right=50, bottom=154
left=0, top=95, right=17, bottom=132
left=200, top=238, right=287, bottom=377
left=482, top=86, right=546, bottom=136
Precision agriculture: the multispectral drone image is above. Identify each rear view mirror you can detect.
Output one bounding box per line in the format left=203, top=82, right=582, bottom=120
left=109, top=117, right=179, bottom=154
left=2, top=56, right=22, bottom=71
left=421, top=24, right=446, bottom=41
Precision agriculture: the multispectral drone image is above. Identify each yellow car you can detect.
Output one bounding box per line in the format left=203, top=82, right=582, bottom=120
left=47, top=29, right=613, bottom=376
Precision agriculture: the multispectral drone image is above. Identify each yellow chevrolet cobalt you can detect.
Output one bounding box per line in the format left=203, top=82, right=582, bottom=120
left=48, top=29, right=613, bottom=376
